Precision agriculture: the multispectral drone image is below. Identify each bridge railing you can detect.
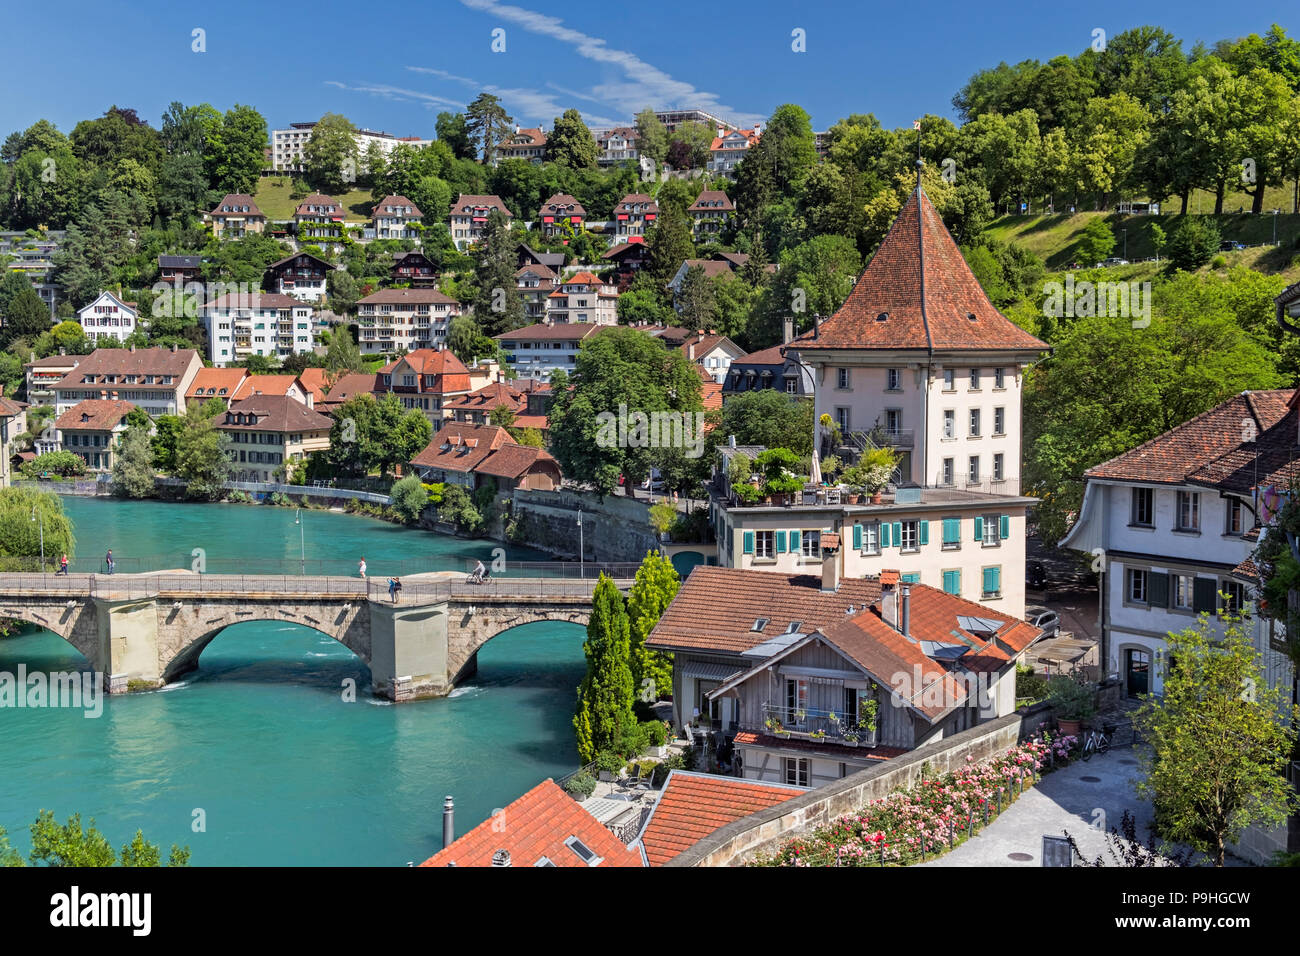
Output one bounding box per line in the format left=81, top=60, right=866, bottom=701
left=0, top=555, right=645, bottom=578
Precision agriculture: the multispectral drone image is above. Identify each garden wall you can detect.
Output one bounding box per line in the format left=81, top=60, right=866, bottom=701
left=667, top=713, right=1028, bottom=867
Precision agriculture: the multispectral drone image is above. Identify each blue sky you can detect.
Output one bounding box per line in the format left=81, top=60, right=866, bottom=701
left=3, top=0, right=1296, bottom=138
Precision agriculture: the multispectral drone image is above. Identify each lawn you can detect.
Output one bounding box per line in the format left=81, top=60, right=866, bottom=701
left=253, top=177, right=374, bottom=222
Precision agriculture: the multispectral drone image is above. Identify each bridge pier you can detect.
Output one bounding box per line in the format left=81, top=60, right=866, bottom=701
left=367, top=601, right=451, bottom=701
left=94, top=596, right=165, bottom=693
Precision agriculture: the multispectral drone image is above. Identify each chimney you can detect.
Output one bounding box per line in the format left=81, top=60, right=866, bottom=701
left=688, top=343, right=696, bottom=361
left=821, top=538, right=840, bottom=593
left=171, top=343, right=177, bottom=353
left=442, top=795, right=455, bottom=848
left=130, top=344, right=136, bottom=353
left=880, top=570, right=901, bottom=630
left=900, top=584, right=911, bottom=638
left=813, top=313, right=821, bottom=339
left=59, top=347, right=66, bottom=356
left=491, top=849, right=512, bottom=867
left=728, top=434, right=736, bottom=449
left=783, top=318, right=793, bottom=344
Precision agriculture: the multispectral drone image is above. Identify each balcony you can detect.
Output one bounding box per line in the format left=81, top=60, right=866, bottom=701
left=753, top=703, right=877, bottom=748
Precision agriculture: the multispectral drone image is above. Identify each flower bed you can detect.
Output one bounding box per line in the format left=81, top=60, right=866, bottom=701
left=752, top=737, right=1059, bottom=866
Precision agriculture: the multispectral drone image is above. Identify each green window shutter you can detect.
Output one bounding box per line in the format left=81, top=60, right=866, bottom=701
left=1192, top=576, right=1217, bottom=613
left=919, top=520, right=929, bottom=546
left=892, top=522, right=902, bottom=547
left=881, top=522, right=891, bottom=548
left=943, top=570, right=960, bottom=595
left=775, top=530, right=786, bottom=553
left=991, top=567, right=1001, bottom=593
left=999, top=514, right=1010, bottom=539
left=901, top=573, right=920, bottom=584
left=974, top=516, right=984, bottom=541
left=743, top=531, right=754, bottom=555
left=943, top=517, right=959, bottom=544
left=1148, top=571, right=1169, bottom=609
left=852, top=523, right=862, bottom=550
left=791, top=529, right=801, bottom=552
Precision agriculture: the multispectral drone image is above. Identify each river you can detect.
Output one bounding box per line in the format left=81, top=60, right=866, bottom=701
left=0, top=497, right=588, bottom=865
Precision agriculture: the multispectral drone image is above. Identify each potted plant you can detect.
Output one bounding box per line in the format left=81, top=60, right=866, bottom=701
left=819, top=413, right=843, bottom=453
left=564, top=771, right=597, bottom=802
left=858, top=447, right=900, bottom=502
left=1047, top=673, right=1097, bottom=736
left=840, top=462, right=867, bottom=504
left=755, top=448, right=805, bottom=506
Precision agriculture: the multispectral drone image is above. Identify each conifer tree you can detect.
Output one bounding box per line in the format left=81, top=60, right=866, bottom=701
left=573, top=574, right=637, bottom=762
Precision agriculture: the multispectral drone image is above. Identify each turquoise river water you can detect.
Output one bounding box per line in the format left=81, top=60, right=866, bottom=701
left=0, top=497, right=587, bottom=865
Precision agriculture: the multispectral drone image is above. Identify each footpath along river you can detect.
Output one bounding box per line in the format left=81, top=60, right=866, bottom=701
left=0, top=497, right=588, bottom=865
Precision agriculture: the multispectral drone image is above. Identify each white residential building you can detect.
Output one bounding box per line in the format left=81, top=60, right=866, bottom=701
left=494, top=323, right=602, bottom=378
left=76, top=291, right=139, bottom=343
left=547, top=272, right=617, bottom=325
left=202, top=293, right=316, bottom=365
left=448, top=194, right=513, bottom=251
left=709, top=127, right=760, bottom=176
left=271, top=122, right=431, bottom=174
left=613, top=193, right=658, bottom=241
left=356, top=288, right=462, bottom=355
left=372, top=194, right=423, bottom=239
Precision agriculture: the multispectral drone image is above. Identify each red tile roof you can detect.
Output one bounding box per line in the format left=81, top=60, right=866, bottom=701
left=688, top=190, right=735, bottom=213
left=296, top=368, right=333, bottom=403
left=794, top=188, right=1048, bottom=354
left=294, top=193, right=341, bottom=217
left=614, top=194, right=659, bottom=215
left=493, top=323, right=602, bottom=342
left=450, top=194, right=513, bottom=218
left=55, top=399, right=135, bottom=432
left=538, top=193, right=586, bottom=219
left=358, top=288, right=459, bottom=306
left=186, top=367, right=249, bottom=400
left=320, top=371, right=380, bottom=405
left=209, top=193, right=263, bottom=217
left=372, top=194, right=423, bottom=218
left=444, top=381, right=529, bottom=415
left=473, top=443, right=560, bottom=480
left=217, top=395, right=333, bottom=433
left=410, top=422, right=513, bottom=472
left=635, top=772, right=801, bottom=866
left=204, top=292, right=306, bottom=310
left=232, top=374, right=304, bottom=401
left=420, top=779, right=643, bottom=868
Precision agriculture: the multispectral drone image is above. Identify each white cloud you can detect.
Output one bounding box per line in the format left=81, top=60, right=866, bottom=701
left=325, top=81, right=462, bottom=110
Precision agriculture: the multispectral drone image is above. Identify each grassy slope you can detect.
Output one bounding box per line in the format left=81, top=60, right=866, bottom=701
left=253, top=177, right=373, bottom=222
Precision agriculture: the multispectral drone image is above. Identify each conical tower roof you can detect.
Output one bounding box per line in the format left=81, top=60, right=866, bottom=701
left=796, top=188, right=1048, bottom=353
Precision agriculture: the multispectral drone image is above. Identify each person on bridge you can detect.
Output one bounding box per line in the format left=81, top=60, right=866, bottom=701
left=105, top=550, right=114, bottom=574
left=388, top=577, right=402, bottom=603
left=471, top=559, right=485, bottom=584
left=57, top=554, right=68, bottom=575
left=358, top=557, right=367, bottom=578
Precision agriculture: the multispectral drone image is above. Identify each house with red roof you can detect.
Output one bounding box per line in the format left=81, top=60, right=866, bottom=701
left=421, top=779, right=642, bottom=867
left=722, top=343, right=815, bottom=400
left=647, top=565, right=1042, bottom=787
left=443, top=380, right=550, bottom=434
left=293, top=193, right=344, bottom=240
left=495, top=323, right=602, bottom=378
left=371, top=194, right=422, bottom=239
left=536, top=193, right=586, bottom=238
left=185, top=367, right=250, bottom=409
left=390, top=250, right=440, bottom=288
left=54, top=399, right=135, bottom=473
left=612, top=193, right=658, bottom=241
left=356, top=288, right=462, bottom=355
left=375, top=347, right=472, bottom=429
left=687, top=190, right=735, bottom=238
left=516, top=263, right=559, bottom=324
left=217, top=395, right=333, bottom=483
left=409, top=422, right=560, bottom=491
left=449, top=194, right=513, bottom=251
left=207, top=194, right=266, bottom=240
left=548, top=271, right=617, bottom=326
left=709, top=127, right=760, bottom=176
left=494, top=127, right=547, bottom=165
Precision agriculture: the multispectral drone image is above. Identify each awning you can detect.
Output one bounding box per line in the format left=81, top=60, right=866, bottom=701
left=680, top=661, right=740, bottom=682
left=543, top=216, right=554, bottom=223
left=617, top=214, right=628, bottom=220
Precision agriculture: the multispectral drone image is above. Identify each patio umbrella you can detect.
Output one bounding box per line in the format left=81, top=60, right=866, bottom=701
left=809, top=449, right=822, bottom=485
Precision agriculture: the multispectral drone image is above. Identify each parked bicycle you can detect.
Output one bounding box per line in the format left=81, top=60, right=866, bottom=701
left=1079, top=722, right=1114, bottom=761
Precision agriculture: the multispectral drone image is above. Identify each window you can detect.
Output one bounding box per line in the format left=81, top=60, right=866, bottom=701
left=941, top=517, right=961, bottom=549
left=784, top=379, right=797, bottom=394
left=993, top=407, right=1005, bottom=435
left=1131, top=488, right=1153, bottom=527
left=942, top=569, right=961, bottom=595
left=783, top=758, right=809, bottom=787
left=981, top=514, right=1000, bottom=547
left=754, top=530, right=774, bottom=559
left=981, top=566, right=1001, bottom=599
left=801, top=530, right=820, bottom=557
left=899, top=520, right=920, bottom=552
left=994, top=368, right=1005, bottom=389
left=785, top=679, right=809, bottom=723
left=993, top=453, right=1004, bottom=481
left=969, top=368, right=980, bottom=389
left=1172, top=574, right=1194, bottom=610
left=1219, top=580, right=1247, bottom=616
left=943, top=368, right=955, bottom=390
left=969, top=457, right=980, bottom=483
left=942, top=457, right=954, bottom=485
left=943, top=409, right=955, bottom=439
left=835, top=407, right=850, bottom=431
left=885, top=408, right=902, bottom=434
left=1226, top=498, right=1246, bottom=535
left=1176, top=491, right=1200, bottom=531
left=860, top=521, right=880, bottom=555
left=837, top=368, right=850, bottom=389
left=886, top=368, right=901, bottom=391
left=969, top=409, right=981, bottom=437
left=1128, top=567, right=1149, bottom=604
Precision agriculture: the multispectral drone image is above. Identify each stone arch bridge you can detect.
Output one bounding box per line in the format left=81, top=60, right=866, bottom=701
left=0, top=572, right=630, bottom=701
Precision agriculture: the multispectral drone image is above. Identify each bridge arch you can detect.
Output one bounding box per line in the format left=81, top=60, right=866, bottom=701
left=445, top=600, right=590, bottom=686
left=0, top=602, right=100, bottom=669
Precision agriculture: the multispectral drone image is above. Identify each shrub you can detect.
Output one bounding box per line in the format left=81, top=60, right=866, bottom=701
left=614, top=722, right=651, bottom=758
left=268, top=492, right=291, bottom=506
left=389, top=474, right=427, bottom=524
left=225, top=490, right=251, bottom=503
left=1047, top=673, right=1096, bottom=721
left=20, top=451, right=87, bottom=478
left=652, top=752, right=687, bottom=787
left=595, top=751, right=625, bottom=774
left=642, top=719, right=668, bottom=748
left=564, top=772, right=596, bottom=798
left=1015, top=663, right=1050, bottom=702
left=649, top=501, right=676, bottom=534
left=1210, top=255, right=1226, bottom=269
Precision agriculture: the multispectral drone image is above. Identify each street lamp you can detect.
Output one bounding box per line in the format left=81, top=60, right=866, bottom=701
left=30, top=507, right=44, bottom=572
left=1273, top=209, right=1280, bottom=246
left=577, top=507, right=584, bottom=580
left=1122, top=227, right=1127, bottom=260
left=294, top=508, right=305, bottom=575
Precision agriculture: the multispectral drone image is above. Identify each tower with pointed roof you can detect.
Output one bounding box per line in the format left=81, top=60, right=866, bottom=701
left=791, top=187, right=1047, bottom=491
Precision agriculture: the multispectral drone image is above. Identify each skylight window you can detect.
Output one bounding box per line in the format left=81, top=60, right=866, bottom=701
left=876, top=312, right=889, bottom=322
left=786, top=621, right=803, bottom=633
left=751, top=618, right=770, bottom=632
left=565, top=836, right=599, bottom=865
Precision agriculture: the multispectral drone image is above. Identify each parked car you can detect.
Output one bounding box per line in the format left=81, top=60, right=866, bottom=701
left=1026, top=560, right=1047, bottom=590
left=1096, top=257, right=1130, bottom=267
left=1025, top=605, right=1060, bottom=639
left=1219, top=240, right=1246, bottom=251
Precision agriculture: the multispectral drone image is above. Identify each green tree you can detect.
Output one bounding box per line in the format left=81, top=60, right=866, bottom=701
left=573, top=575, right=637, bottom=762
left=487, top=404, right=516, bottom=429
left=1165, top=217, right=1221, bottom=272
left=1135, top=614, right=1298, bottom=866
left=174, top=402, right=231, bottom=499
left=0, top=283, right=51, bottom=346
left=470, top=208, right=526, bottom=336
left=676, top=264, right=716, bottom=329
left=734, top=104, right=818, bottom=214
left=303, top=113, right=359, bottom=194
left=438, top=484, right=484, bottom=534
left=324, top=328, right=363, bottom=374
left=435, top=112, right=476, bottom=161
left=0, top=487, right=75, bottom=570
left=110, top=426, right=156, bottom=498
left=326, top=269, right=359, bottom=315
left=716, top=389, right=815, bottom=456
left=634, top=108, right=668, bottom=165
left=666, top=121, right=713, bottom=171
left=1150, top=223, right=1167, bottom=263
left=645, top=204, right=695, bottom=285
left=1075, top=217, right=1117, bottom=264
left=205, top=104, right=268, bottom=196
left=545, top=109, right=598, bottom=169
left=616, top=287, right=673, bottom=325
left=626, top=550, right=679, bottom=700
left=389, top=474, right=428, bottom=524
left=17, top=811, right=190, bottom=867
left=447, top=315, right=501, bottom=365
left=150, top=414, right=185, bottom=472
left=465, top=93, right=514, bottom=164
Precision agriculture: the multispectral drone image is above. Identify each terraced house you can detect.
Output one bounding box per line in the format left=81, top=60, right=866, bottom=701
left=201, top=292, right=316, bottom=364
left=207, top=194, right=265, bottom=240
left=356, top=288, right=462, bottom=354
left=217, top=396, right=333, bottom=483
